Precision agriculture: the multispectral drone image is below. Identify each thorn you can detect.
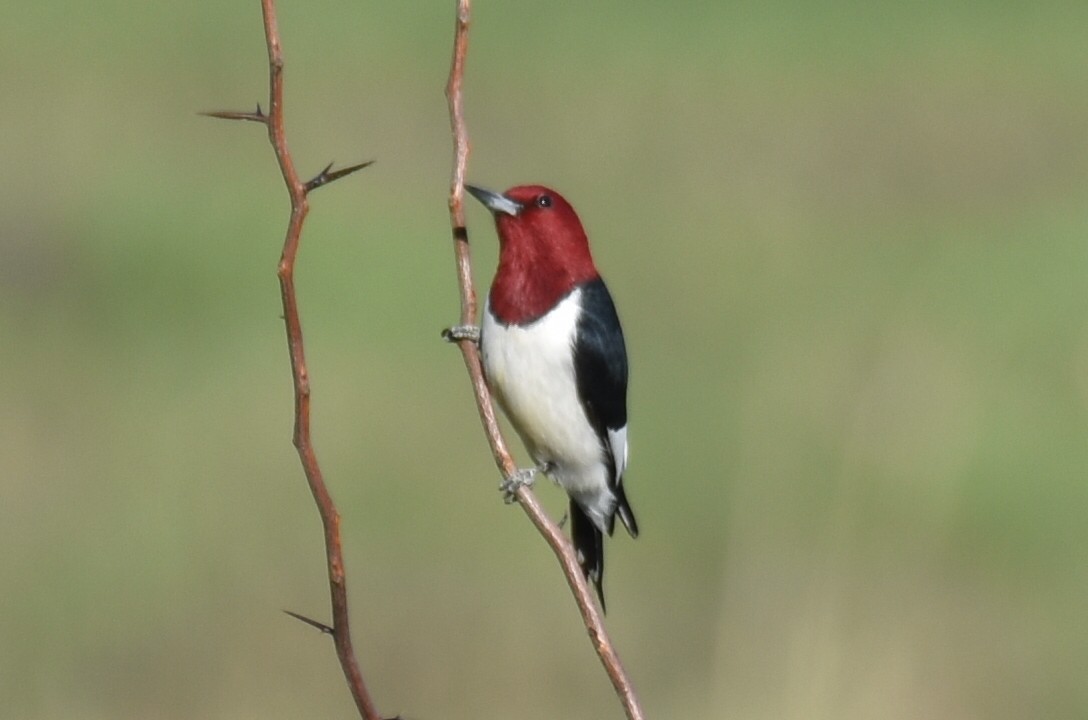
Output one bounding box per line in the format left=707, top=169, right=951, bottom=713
left=200, top=102, right=268, bottom=124
left=304, top=159, right=375, bottom=193
left=283, top=609, right=334, bottom=635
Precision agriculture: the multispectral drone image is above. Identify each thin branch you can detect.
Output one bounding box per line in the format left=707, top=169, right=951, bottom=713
left=443, top=3, right=645, bottom=719
left=205, top=2, right=381, bottom=719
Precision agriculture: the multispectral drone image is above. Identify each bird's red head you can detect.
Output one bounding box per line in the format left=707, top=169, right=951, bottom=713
left=467, top=184, right=600, bottom=324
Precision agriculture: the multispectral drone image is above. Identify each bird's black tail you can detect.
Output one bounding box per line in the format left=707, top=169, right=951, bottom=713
left=570, top=500, right=606, bottom=612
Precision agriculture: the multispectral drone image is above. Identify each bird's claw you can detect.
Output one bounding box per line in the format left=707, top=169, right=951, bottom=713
left=500, top=467, right=539, bottom=503
left=442, top=324, right=480, bottom=344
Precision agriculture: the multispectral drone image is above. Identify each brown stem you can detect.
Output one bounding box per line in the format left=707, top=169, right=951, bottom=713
left=204, top=1, right=379, bottom=718
left=443, top=2, right=645, bottom=718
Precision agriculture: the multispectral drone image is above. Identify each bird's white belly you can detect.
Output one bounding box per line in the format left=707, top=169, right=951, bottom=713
left=481, top=292, right=608, bottom=497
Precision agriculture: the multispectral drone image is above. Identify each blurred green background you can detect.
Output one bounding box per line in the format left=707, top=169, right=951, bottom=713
left=3, top=1, right=1087, bottom=718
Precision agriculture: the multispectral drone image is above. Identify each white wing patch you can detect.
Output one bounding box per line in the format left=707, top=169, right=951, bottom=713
left=607, top=425, right=628, bottom=485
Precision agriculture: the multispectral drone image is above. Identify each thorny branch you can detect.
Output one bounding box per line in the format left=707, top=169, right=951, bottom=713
left=204, top=2, right=382, bottom=719
left=442, top=2, right=645, bottom=719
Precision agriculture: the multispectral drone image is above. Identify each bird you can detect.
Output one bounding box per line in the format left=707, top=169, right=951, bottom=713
left=458, top=183, right=638, bottom=610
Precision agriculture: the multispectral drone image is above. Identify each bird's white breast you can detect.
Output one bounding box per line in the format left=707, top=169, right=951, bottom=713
left=481, top=290, right=611, bottom=502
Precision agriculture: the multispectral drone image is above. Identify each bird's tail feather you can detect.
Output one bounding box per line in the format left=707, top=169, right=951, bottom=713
left=570, top=500, right=606, bottom=612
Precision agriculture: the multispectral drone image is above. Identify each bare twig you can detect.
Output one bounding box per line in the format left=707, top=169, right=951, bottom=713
left=443, top=3, right=644, bottom=718
left=204, top=2, right=381, bottom=719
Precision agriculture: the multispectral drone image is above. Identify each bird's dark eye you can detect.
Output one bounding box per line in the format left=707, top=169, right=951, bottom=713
left=536, top=195, right=552, bottom=208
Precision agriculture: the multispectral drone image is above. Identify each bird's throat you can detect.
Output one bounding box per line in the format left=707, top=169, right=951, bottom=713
left=489, top=264, right=582, bottom=326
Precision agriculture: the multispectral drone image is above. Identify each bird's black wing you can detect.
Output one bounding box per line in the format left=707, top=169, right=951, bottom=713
left=573, top=278, right=638, bottom=538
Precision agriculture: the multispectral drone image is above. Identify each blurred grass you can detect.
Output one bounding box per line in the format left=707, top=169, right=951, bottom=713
left=3, top=1, right=1088, bottom=718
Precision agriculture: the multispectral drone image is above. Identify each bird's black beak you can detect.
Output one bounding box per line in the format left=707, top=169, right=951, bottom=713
left=465, top=184, right=522, bottom=216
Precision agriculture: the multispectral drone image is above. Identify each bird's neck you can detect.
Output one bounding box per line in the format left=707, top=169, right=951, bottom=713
left=489, top=243, right=597, bottom=325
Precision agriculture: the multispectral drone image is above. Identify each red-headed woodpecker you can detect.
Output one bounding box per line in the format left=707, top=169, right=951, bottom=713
left=461, top=183, right=639, bottom=610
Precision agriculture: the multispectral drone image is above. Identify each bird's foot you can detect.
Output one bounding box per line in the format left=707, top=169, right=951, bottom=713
left=442, top=324, right=480, bottom=344
left=500, top=464, right=550, bottom=503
